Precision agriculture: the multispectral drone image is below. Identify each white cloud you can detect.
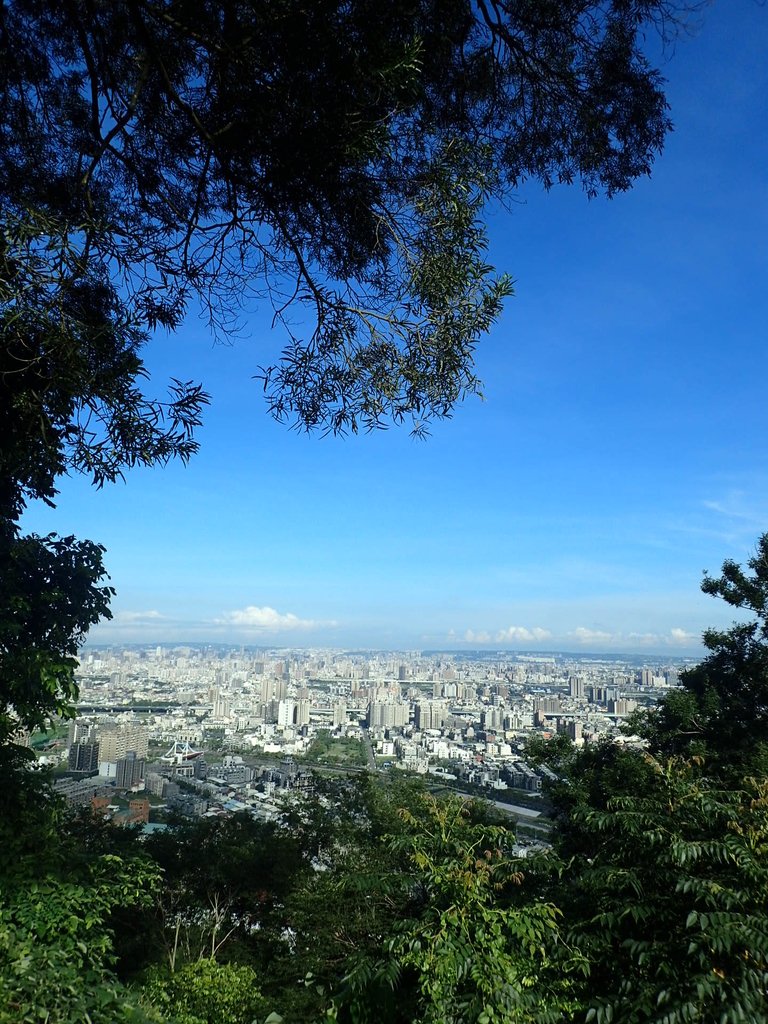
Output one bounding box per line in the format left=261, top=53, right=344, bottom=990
left=676, top=488, right=768, bottom=546
left=569, top=626, right=613, bottom=645
left=568, top=625, right=700, bottom=650
left=464, top=629, right=492, bottom=643
left=112, top=610, right=164, bottom=624
left=462, top=625, right=551, bottom=645
left=670, top=627, right=696, bottom=644
left=627, top=628, right=700, bottom=648
left=495, top=625, right=551, bottom=643
left=627, top=631, right=664, bottom=646
left=702, top=492, right=766, bottom=526
left=215, top=605, right=324, bottom=631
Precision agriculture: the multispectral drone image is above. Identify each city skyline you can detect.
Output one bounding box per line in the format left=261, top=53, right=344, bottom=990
left=21, top=2, right=768, bottom=655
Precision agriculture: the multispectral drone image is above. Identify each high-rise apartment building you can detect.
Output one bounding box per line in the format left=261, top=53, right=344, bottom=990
left=332, top=702, right=348, bottom=728
left=115, top=751, right=145, bottom=790
left=213, top=695, right=231, bottom=719
left=535, top=697, right=561, bottom=714
left=98, top=725, right=149, bottom=762
left=414, top=701, right=447, bottom=732
left=67, top=719, right=92, bottom=747
left=569, top=676, right=585, bottom=699
left=295, top=699, right=311, bottom=728
left=481, top=706, right=504, bottom=733
left=68, top=741, right=100, bottom=774
left=277, top=699, right=295, bottom=728
left=273, top=678, right=288, bottom=702
left=367, top=701, right=409, bottom=730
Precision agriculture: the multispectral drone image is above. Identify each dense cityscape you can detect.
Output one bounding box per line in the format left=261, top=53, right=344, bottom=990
left=27, top=646, right=692, bottom=832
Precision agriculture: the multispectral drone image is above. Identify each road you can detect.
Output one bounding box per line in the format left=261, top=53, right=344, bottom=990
left=360, top=727, right=377, bottom=772
left=486, top=799, right=542, bottom=819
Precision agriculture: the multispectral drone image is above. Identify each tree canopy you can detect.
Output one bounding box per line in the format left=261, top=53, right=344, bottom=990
left=633, top=534, right=768, bottom=775
left=1, top=0, right=685, bottom=440
left=524, top=536, right=768, bottom=1024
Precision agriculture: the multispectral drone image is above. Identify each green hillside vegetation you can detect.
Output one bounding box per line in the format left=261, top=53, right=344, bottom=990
left=1, top=540, right=768, bottom=1022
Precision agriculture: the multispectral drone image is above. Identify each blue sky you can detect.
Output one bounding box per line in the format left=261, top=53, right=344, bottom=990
left=23, top=0, right=768, bottom=654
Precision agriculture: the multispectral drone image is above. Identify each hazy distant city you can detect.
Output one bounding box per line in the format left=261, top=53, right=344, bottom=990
left=36, top=645, right=693, bottom=834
